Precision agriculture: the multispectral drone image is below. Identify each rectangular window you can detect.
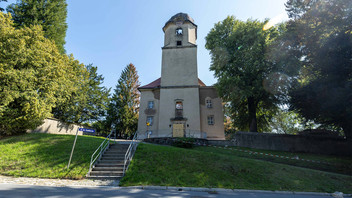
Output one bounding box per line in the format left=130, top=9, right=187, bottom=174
left=177, top=41, right=182, bottom=46
left=146, top=116, right=153, bottom=126
left=148, top=101, right=154, bottom=109
left=207, top=115, right=214, bottom=125
left=175, top=101, right=183, bottom=118
left=206, top=100, right=212, bottom=108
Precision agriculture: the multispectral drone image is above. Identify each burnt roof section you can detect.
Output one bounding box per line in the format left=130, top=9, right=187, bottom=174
left=139, top=77, right=206, bottom=90
left=163, top=12, right=197, bottom=32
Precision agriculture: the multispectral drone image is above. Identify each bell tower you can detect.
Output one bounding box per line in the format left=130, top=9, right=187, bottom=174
left=138, top=12, right=225, bottom=140
left=158, top=13, right=201, bottom=135
left=160, top=13, right=198, bottom=87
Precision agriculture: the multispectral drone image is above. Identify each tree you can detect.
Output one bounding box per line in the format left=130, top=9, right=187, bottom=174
left=52, top=64, right=110, bottom=124
left=7, top=0, right=68, bottom=53
left=280, top=0, right=352, bottom=139
left=205, top=17, right=291, bottom=132
left=0, top=0, right=7, bottom=12
left=268, top=108, right=305, bottom=134
left=107, top=64, right=140, bottom=138
left=0, top=12, right=84, bottom=136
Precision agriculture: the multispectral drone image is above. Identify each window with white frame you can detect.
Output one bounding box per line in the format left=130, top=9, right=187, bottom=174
left=207, top=115, right=214, bottom=125
left=146, top=116, right=153, bottom=126
left=148, top=101, right=154, bottom=109
left=206, top=99, right=212, bottom=108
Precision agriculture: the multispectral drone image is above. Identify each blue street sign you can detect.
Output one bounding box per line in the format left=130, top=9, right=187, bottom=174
left=79, top=128, right=95, bottom=133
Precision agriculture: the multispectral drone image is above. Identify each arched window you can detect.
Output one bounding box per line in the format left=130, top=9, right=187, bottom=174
left=176, top=28, right=183, bottom=36
left=175, top=101, right=183, bottom=118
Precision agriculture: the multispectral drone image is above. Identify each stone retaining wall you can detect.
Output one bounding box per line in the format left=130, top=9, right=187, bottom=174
left=209, top=132, right=351, bottom=156
left=29, top=118, right=95, bottom=136
left=144, top=137, right=207, bottom=146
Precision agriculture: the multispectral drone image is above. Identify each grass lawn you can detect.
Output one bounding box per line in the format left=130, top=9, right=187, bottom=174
left=0, top=133, right=105, bottom=179
left=194, top=146, right=352, bottom=176
left=120, top=143, right=352, bottom=193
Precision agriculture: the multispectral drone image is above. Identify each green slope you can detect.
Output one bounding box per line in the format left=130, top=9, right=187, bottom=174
left=120, top=143, right=352, bottom=193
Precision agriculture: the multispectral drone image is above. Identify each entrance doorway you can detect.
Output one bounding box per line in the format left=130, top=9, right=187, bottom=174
left=172, top=123, right=184, bottom=137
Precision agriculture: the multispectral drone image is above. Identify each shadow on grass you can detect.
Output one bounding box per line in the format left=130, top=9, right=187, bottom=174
left=0, top=133, right=104, bottom=179
left=194, top=146, right=352, bottom=176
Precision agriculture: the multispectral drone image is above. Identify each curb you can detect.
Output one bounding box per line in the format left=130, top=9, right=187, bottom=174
left=3, top=182, right=351, bottom=196
left=119, top=185, right=352, bottom=196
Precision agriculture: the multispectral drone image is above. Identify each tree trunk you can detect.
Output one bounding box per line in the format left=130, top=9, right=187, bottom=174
left=248, top=97, right=258, bottom=132
left=341, top=122, right=352, bottom=141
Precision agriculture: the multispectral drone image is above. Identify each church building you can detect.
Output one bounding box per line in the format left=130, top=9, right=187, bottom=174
left=137, top=13, right=225, bottom=140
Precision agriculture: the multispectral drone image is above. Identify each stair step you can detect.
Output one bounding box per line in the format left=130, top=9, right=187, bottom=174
left=93, top=167, right=124, bottom=171
left=87, top=175, right=122, bottom=180
left=106, top=150, right=127, bottom=152
left=101, top=157, right=125, bottom=160
left=90, top=171, right=123, bottom=176
left=107, top=150, right=128, bottom=152
left=109, top=145, right=129, bottom=148
left=102, top=155, right=125, bottom=158
left=103, top=153, right=125, bottom=156
left=98, top=160, right=124, bottom=164
left=104, top=152, right=126, bottom=155
left=95, top=163, right=124, bottom=167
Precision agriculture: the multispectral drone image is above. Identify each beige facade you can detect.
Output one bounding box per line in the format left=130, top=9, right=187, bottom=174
left=137, top=13, right=225, bottom=140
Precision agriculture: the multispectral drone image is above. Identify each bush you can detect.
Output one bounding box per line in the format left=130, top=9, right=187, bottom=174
left=172, top=137, right=196, bottom=148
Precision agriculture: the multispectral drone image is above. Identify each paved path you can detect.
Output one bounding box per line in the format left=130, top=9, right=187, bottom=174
left=0, top=175, right=119, bottom=187
left=0, top=175, right=348, bottom=198
left=0, top=183, right=339, bottom=198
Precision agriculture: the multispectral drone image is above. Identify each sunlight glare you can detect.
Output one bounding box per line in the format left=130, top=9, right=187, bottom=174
left=263, top=13, right=286, bottom=30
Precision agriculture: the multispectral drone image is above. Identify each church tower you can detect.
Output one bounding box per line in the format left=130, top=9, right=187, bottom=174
left=137, top=13, right=225, bottom=140
left=158, top=13, right=201, bottom=136
left=161, top=13, right=198, bottom=86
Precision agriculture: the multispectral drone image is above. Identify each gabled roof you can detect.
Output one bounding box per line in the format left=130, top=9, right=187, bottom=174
left=139, top=78, right=161, bottom=89
left=138, top=77, right=206, bottom=89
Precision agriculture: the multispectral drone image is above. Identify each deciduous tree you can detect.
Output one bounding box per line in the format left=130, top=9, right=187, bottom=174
left=205, top=17, right=291, bottom=132
left=281, top=0, right=352, bottom=139
left=7, top=0, right=68, bottom=53
left=0, top=12, right=84, bottom=136
left=0, top=0, right=7, bottom=12
left=52, top=64, right=110, bottom=124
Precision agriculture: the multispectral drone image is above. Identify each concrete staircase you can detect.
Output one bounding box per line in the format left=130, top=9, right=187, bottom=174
left=87, top=143, right=129, bottom=179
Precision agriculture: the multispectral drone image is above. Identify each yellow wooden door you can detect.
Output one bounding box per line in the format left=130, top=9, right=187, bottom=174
left=173, top=124, right=184, bottom=137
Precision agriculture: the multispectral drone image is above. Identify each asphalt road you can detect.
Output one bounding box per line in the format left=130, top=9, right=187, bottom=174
left=0, top=184, right=338, bottom=198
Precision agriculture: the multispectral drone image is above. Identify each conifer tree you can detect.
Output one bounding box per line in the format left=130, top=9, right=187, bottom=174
left=107, top=64, right=140, bottom=138
left=7, top=0, right=68, bottom=53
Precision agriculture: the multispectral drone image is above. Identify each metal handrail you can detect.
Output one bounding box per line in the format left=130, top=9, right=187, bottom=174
left=123, top=131, right=139, bottom=175
left=88, top=130, right=114, bottom=175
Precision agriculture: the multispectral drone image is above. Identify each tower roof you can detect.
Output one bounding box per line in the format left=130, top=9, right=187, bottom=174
left=163, top=12, right=197, bottom=32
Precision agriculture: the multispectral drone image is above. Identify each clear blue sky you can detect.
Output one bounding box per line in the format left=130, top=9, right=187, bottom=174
left=2, top=0, right=289, bottom=90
